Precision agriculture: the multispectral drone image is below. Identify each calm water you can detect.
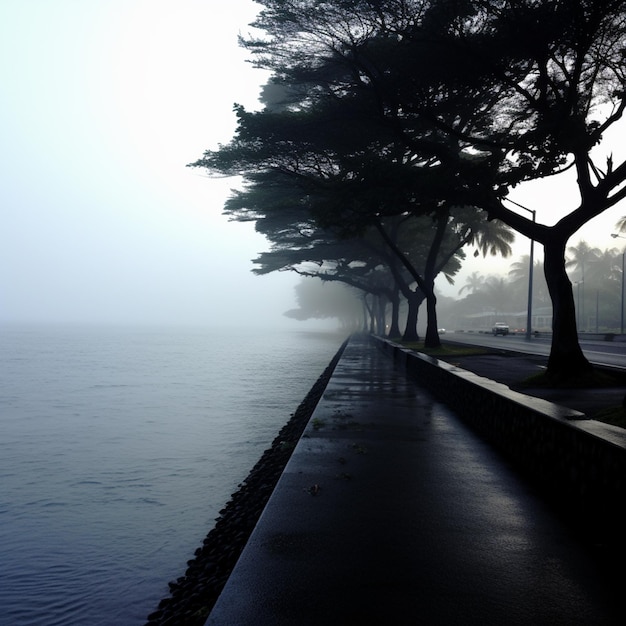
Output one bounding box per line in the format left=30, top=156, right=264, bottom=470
left=0, top=325, right=345, bottom=625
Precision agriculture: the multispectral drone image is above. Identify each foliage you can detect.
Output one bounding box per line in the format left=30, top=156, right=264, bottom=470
left=284, top=279, right=363, bottom=322
left=444, top=240, right=624, bottom=333
left=191, top=0, right=626, bottom=379
left=191, top=69, right=513, bottom=345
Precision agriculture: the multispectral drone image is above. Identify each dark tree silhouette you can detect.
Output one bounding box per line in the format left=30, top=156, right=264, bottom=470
left=239, top=0, right=626, bottom=380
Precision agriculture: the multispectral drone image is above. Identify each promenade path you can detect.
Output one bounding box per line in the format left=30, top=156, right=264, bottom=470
left=206, top=335, right=623, bottom=625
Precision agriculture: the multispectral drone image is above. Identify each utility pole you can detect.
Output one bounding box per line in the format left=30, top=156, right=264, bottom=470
left=505, top=199, right=535, bottom=340
left=611, top=234, right=625, bottom=334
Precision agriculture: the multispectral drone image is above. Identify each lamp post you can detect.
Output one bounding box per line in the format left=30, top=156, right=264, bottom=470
left=578, top=259, right=587, bottom=331
left=611, top=233, right=625, bottom=334
left=505, top=199, right=536, bottom=340
left=575, top=280, right=583, bottom=329
left=525, top=212, right=536, bottom=340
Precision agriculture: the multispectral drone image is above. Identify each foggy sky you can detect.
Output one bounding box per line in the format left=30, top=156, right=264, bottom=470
left=1, top=0, right=306, bottom=329
left=1, top=1, right=625, bottom=328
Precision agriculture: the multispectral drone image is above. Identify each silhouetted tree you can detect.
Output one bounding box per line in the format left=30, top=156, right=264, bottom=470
left=239, top=0, right=626, bottom=380
left=191, top=100, right=509, bottom=346
left=284, top=278, right=369, bottom=330
left=509, top=255, right=550, bottom=312
left=458, top=272, right=486, bottom=296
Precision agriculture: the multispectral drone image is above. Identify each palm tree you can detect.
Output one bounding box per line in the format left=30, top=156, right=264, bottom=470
left=450, top=210, right=515, bottom=260
left=508, top=255, right=532, bottom=309
left=566, top=240, right=601, bottom=283
left=566, top=240, right=601, bottom=330
left=508, top=256, right=550, bottom=309
left=483, top=276, right=511, bottom=319
left=459, top=271, right=486, bottom=296
left=452, top=212, right=514, bottom=297
left=587, top=248, right=620, bottom=284
left=470, top=218, right=515, bottom=258
left=583, top=248, right=623, bottom=331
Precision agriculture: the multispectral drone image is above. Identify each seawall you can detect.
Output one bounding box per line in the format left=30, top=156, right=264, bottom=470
left=373, top=335, right=626, bottom=541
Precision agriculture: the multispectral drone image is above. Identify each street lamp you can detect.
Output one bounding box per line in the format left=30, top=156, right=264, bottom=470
left=575, top=280, right=584, bottom=329
left=610, top=233, right=625, bottom=334
left=505, top=198, right=536, bottom=340
left=525, top=211, right=536, bottom=341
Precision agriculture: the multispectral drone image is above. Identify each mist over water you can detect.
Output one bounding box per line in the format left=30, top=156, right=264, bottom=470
left=0, top=325, right=345, bottom=625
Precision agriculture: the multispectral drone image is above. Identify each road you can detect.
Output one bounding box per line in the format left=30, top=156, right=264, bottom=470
left=443, top=331, right=626, bottom=370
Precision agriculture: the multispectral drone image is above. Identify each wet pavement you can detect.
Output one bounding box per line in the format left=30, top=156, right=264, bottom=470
left=206, top=335, right=623, bottom=625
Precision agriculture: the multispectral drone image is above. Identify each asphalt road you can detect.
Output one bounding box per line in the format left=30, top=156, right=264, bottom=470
left=443, top=331, right=626, bottom=370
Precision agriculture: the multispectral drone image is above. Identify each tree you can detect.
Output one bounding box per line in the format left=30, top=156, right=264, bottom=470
left=220, top=164, right=435, bottom=339
left=459, top=271, right=485, bottom=296
left=587, top=247, right=622, bottom=285
left=191, top=100, right=506, bottom=346
left=242, top=0, right=626, bottom=380
left=284, top=278, right=368, bottom=330
left=508, top=255, right=550, bottom=312
left=196, top=2, right=525, bottom=347
left=193, top=0, right=626, bottom=378
left=566, top=240, right=602, bottom=284
left=482, top=277, right=511, bottom=319
left=566, top=240, right=601, bottom=330
left=410, top=0, right=626, bottom=378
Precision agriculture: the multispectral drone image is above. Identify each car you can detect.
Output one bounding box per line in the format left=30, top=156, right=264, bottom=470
left=492, top=322, right=509, bottom=336
left=438, top=328, right=446, bottom=334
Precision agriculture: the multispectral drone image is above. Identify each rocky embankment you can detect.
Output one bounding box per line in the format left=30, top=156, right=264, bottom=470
left=145, top=338, right=348, bottom=626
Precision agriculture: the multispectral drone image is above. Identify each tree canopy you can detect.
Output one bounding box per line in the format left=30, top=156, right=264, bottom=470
left=191, top=0, right=626, bottom=379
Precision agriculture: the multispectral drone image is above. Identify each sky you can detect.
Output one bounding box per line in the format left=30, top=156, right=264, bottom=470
left=1, top=1, right=626, bottom=328
left=0, top=0, right=304, bottom=328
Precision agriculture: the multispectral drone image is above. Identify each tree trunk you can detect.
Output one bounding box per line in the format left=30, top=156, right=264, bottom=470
left=543, top=239, right=592, bottom=379
left=364, top=295, right=375, bottom=334
left=388, top=290, right=402, bottom=339
left=403, top=290, right=423, bottom=342
left=375, top=295, right=387, bottom=336
left=361, top=297, right=369, bottom=332
left=423, top=280, right=441, bottom=349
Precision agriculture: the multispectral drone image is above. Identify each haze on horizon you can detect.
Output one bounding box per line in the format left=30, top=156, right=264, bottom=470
left=2, top=1, right=625, bottom=330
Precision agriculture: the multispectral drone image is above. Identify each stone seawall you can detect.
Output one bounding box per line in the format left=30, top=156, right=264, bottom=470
left=373, top=336, right=626, bottom=542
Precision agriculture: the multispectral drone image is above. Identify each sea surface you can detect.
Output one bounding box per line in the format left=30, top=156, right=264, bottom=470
left=0, top=325, right=346, bottom=625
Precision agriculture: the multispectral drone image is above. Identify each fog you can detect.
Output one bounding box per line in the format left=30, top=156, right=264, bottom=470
left=1, top=1, right=625, bottom=330
left=0, top=0, right=312, bottom=330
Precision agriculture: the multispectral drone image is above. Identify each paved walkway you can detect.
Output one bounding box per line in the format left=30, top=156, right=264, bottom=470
left=206, top=336, right=622, bottom=625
